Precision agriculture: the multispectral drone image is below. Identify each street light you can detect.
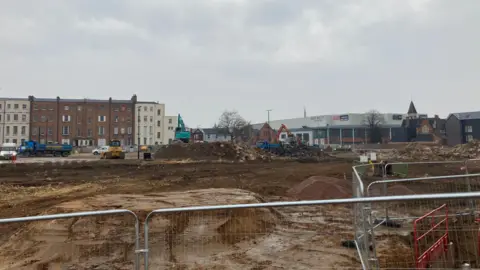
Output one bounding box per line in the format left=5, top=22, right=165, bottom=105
left=137, top=106, right=141, bottom=160
left=266, top=109, right=272, bottom=124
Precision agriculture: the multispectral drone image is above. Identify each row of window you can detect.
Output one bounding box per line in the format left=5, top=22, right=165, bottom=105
left=0, top=114, right=28, bottom=122
left=31, top=126, right=134, bottom=136
left=33, top=115, right=133, bottom=123
left=465, top=125, right=473, bottom=133
left=139, top=106, right=162, bottom=116
left=2, top=138, right=25, bottom=144
left=34, top=104, right=133, bottom=112
left=0, top=126, right=27, bottom=135
left=0, top=104, right=28, bottom=110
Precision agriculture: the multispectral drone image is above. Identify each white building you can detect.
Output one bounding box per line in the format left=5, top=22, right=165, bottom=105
left=202, top=128, right=231, bottom=142
left=0, top=98, right=30, bottom=145
left=252, top=113, right=409, bottom=131
left=135, top=102, right=166, bottom=146
left=162, top=115, right=178, bottom=144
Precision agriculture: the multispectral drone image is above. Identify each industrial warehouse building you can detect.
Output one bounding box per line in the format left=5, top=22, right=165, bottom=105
left=251, top=102, right=445, bottom=146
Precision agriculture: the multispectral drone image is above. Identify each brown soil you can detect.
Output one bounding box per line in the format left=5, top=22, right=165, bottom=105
left=0, top=159, right=358, bottom=269
left=0, top=157, right=475, bottom=269
left=154, top=142, right=270, bottom=161
left=287, top=176, right=352, bottom=200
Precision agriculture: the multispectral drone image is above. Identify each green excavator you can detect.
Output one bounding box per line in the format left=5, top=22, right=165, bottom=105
left=174, top=114, right=191, bottom=143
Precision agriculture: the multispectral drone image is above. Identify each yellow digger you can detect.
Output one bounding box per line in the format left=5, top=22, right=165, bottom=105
left=100, top=140, right=126, bottom=159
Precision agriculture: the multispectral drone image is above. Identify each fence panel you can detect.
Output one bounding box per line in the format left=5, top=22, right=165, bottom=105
left=413, top=204, right=449, bottom=269
left=371, top=195, right=480, bottom=269
left=367, top=174, right=480, bottom=222
left=0, top=209, right=140, bottom=270
left=143, top=193, right=480, bottom=270
left=386, top=161, right=466, bottom=178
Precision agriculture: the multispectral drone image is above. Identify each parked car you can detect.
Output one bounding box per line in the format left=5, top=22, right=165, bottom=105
left=92, top=146, right=109, bottom=155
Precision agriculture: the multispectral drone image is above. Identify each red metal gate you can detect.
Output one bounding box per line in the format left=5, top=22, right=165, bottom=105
left=413, top=204, right=449, bottom=269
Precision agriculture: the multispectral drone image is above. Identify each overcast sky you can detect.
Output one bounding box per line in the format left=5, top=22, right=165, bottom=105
left=1, top=0, right=479, bottom=127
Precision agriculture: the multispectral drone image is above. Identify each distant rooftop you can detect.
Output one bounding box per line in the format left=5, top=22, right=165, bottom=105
left=449, top=111, right=480, bottom=120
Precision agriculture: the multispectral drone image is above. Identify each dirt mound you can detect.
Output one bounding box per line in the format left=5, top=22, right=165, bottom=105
left=380, top=140, right=480, bottom=161
left=0, top=188, right=277, bottom=270
left=155, top=142, right=272, bottom=161
left=287, top=176, right=352, bottom=200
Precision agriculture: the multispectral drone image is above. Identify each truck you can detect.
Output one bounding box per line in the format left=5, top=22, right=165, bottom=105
left=0, top=143, right=18, bottom=160
left=18, top=141, right=73, bottom=157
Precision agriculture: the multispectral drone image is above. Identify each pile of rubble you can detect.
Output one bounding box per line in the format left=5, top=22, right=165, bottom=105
left=155, top=142, right=273, bottom=162
left=380, top=140, right=480, bottom=161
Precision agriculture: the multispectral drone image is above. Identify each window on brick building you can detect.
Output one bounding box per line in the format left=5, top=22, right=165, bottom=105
left=64, top=106, right=69, bottom=110
left=62, top=126, right=70, bottom=135
left=98, top=116, right=106, bottom=122
left=62, top=115, right=71, bottom=122
left=98, top=126, right=105, bottom=135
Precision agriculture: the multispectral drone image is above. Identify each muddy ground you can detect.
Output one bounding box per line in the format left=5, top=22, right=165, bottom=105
left=0, top=159, right=477, bottom=269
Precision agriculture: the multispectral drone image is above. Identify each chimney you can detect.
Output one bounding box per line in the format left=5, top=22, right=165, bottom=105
left=434, top=114, right=439, bottom=119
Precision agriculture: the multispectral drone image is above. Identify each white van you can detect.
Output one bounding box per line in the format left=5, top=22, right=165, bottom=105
left=0, top=143, right=18, bottom=160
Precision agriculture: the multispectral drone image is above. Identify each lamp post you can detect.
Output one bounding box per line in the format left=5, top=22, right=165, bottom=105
left=137, top=106, right=141, bottom=160
left=266, top=109, right=272, bottom=124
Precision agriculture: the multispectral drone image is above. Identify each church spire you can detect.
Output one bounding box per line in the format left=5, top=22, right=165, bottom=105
left=407, top=100, right=418, bottom=119
left=304, top=106, right=307, bottom=118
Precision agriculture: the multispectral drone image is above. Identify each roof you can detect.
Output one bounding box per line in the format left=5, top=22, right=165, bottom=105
left=252, top=113, right=408, bottom=130
left=407, top=101, right=418, bottom=114
left=0, top=97, right=29, bottom=101
left=32, top=98, right=133, bottom=104
left=449, top=111, right=480, bottom=120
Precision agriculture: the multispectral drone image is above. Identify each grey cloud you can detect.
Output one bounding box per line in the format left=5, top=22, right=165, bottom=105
left=0, top=0, right=479, bottom=126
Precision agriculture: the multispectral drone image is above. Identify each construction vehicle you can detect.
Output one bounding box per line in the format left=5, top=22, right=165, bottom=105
left=174, top=114, right=191, bottom=143
left=277, top=124, right=302, bottom=146
left=100, top=140, right=126, bottom=159
left=18, top=140, right=72, bottom=157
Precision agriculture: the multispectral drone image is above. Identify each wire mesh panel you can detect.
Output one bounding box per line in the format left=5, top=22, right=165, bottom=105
left=385, top=161, right=466, bottom=179
left=144, top=193, right=480, bottom=270
left=372, top=197, right=480, bottom=269
left=352, top=166, right=372, bottom=269
left=0, top=210, right=140, bottom=270
left=367, top=174, right=480, bottom=223
left=144, top=204, right=360, bottom=269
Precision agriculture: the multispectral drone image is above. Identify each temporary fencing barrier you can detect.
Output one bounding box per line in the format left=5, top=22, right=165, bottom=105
left=143, top=192, right=480, bottom=270
left=0, top=209, right=140, bottom=270
left=413, top=204, right=449, bottom=269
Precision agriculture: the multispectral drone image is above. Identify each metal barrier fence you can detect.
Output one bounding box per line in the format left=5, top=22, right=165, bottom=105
left=0, top=193, right=478, bottom=269
left=143, top=192, right=480, bottom=270
left=0, top=209, right=140, bottom=270
left=353, top=160, right=480, bottom=269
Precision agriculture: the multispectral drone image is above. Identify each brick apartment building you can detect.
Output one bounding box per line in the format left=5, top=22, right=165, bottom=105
left=28, top=95, right=137, bottom=146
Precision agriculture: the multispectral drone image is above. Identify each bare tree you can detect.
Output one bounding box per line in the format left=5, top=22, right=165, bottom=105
left=217, top=110, right=248, bottom=142
left=363, top=110, right=384, bottom=143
